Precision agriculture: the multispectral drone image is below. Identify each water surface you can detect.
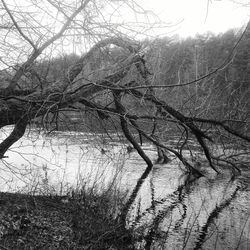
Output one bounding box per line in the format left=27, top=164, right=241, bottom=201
left=0, top=127, right=249, bottom=249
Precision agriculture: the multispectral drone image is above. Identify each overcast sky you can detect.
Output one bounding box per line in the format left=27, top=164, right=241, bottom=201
left=1, top=0, right=249, bottom=66
left=137, top=0, right=249, bottom=37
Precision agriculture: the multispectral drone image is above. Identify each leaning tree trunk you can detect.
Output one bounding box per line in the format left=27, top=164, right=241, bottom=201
left=0, top=118, right=27, bottom=158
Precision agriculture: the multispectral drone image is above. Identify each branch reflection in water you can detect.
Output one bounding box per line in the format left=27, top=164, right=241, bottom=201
left=0, top=127, right=249, bottom=249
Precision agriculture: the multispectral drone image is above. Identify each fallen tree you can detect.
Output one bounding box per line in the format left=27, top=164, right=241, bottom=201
left=0, top=0, right=249, bottom=225
left=0, top=0, right=249, bottom=170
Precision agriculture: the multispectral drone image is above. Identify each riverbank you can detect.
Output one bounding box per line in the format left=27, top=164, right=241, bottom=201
left=0, top=191, right=134, bottom=250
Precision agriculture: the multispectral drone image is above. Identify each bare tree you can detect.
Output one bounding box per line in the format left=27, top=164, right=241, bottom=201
left=0, top=0, right=249, bottom=222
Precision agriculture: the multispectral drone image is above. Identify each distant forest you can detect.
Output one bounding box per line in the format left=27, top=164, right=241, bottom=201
left=145, top=28, right=250, bottom=124
left=4, top=26, right=249, bottom=133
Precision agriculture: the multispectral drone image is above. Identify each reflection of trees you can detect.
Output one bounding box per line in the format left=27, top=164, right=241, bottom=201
left=143, top=175, right=196, bottom=250
left=194, top=184, right=240, bottom=250
left=129, top=174, right=243, bottom=250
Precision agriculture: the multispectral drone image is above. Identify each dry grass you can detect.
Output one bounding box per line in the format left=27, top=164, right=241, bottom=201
left=0, top=190, right=135, bottom=250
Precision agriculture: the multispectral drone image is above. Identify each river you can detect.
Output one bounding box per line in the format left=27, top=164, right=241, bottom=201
left=0, top=126, right=249, bottom=249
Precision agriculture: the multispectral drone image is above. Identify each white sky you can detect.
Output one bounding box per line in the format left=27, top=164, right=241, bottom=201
left=137, top=0, right=250, bottom=37
left=1, top=0, right=249, bottom=68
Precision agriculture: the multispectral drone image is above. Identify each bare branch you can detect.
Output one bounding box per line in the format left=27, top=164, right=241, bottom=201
left=0, top=0, right=37, bottom=50
left=4, top=0, right=91, bottom=91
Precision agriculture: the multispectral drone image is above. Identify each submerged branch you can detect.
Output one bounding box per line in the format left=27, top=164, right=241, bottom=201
left=113, top=91, right=153, bottom=225
left=129, top=119, right=203, bottom=176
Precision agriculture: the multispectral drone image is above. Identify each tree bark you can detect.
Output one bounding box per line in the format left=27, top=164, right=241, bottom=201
left=0, top=119, right=28, bottom=158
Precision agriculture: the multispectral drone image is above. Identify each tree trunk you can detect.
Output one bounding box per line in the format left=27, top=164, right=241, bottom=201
left=0, top=119, right=27, bottom=158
